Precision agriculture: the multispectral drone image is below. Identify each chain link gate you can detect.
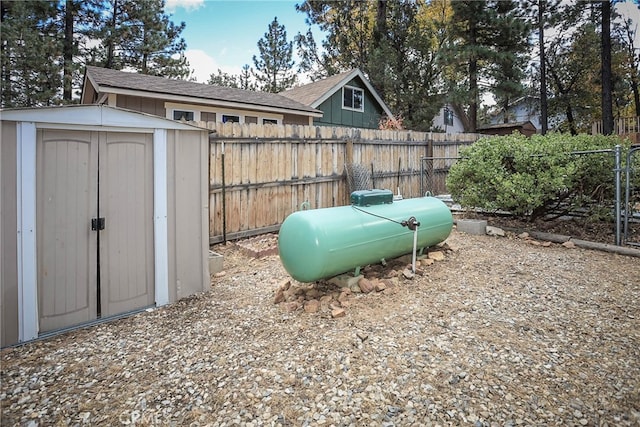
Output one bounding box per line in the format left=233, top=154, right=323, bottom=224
left=420, top=156, right=460, bottom=197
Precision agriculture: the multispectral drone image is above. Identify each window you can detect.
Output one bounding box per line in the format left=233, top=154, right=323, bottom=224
left=262, top=118, right=278, bottom=125
left=173, top=110, right=194, bottom=121
left=343, top=86, right=364, bottom=111
left=222, top=114, right=240, bottom=123
left=444, top=108, right=454, bottom=126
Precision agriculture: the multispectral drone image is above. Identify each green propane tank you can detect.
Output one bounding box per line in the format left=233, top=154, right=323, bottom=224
left=278, top=192, right=453, bottom=282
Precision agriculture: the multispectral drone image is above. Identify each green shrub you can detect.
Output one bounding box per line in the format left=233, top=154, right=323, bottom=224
left=446, top=133, right=631, bottom=221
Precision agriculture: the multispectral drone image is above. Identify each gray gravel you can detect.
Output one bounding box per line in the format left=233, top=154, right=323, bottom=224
left=1, top=230, right=639, bottom=426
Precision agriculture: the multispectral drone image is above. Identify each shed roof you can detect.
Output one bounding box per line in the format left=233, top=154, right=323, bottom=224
left=82, top=66, right=322, bottom=117
left=0, top=104, right=208, bottom=130
left=280, top=69, right=394, bottom=118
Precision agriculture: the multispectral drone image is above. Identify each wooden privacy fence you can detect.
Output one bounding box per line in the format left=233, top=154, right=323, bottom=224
left=197, top=121, right=480, bottom=244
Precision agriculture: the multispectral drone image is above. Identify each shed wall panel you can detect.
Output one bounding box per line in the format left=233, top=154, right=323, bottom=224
left=1, top=122, right=19, bottom=346
left=167, top=130, right=209, bottom=300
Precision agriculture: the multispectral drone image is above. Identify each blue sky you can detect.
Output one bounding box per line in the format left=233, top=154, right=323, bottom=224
left=166, top=0, right=318, bottom=82
left=167, top=0, right=640, bottom=84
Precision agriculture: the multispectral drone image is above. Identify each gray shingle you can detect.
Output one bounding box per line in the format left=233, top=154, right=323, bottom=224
left=85, top=66, right=320, bottom=114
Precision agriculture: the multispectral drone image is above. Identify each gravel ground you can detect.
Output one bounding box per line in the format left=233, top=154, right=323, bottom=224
left=1, top=229, right=639, bottom=427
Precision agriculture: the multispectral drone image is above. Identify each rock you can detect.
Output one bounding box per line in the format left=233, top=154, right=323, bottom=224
left=518, top=232, right=530, bottom=239
left=319, top=295, right=334, bottom=306
left=402, top=269, right=415, bottom=280
left=562, top=241, right=576, bottom=249
left=282, top=301, right=300, bottom=312
left=273, top=288, right=285, bottom=304
left=331, top=308, right=346, bottom=318
left=486, top=226, right=506, bottom=237
left=358, top=278, right=375, bottom=293
left=439, top=241, right=459, bottom=252
left=428, top=251, right=445, bottom=261
left=278, top=279, right=291, bottom=291
left=338, top=291, right=351, bottom=303
left=421, top=258, right=435, bottom=266
left=303, top=299, right=320, bottom=313
left=542, top=241, right=552, bottom=247
left=373, top=280, right=386, bottom=292
left=305, top=288, right=321, bottom=299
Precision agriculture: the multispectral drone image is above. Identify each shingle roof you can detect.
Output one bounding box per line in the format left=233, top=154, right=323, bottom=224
left=84, top=66, right=321, bottom=115
left=279, top=71, right=355, bottom=106
left=280, top=69, right=394, bottom=118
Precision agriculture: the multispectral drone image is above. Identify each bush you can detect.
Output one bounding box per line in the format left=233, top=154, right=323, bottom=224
left=446, top=133, right=631, bottom=221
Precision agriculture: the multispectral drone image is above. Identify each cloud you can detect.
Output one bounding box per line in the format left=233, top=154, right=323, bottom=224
left=184, top=49, right=219, bottom=82
left=166, top=0, right=204, bottom=12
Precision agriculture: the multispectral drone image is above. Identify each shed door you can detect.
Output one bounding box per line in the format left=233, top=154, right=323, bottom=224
left=99, top=132, right=154, bottom=317
left=37, top=130, right=154, bottom=333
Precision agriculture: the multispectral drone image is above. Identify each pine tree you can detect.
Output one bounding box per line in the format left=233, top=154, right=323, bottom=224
left=253, top=17, right=296, bottom=92
left=0, top=0, right=63, bottom=107
left=207, top=69, right=239, bottom=88
left=87, top=0, right=189, bottom=78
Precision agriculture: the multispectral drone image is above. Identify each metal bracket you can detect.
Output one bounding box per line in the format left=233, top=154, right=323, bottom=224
left=91, top=217, right=105, bottom=231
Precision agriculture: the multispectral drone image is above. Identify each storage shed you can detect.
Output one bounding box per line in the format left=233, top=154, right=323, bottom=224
left=1, top=105, right=210, bottom=347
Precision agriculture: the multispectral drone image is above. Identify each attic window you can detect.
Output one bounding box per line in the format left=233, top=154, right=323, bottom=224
left=222, top=114, right=240, bottom=123
left=173, top=110, right=194, bottom=121
left=444, top=108, right=454, bottom=126
left=343, top=86, right=364, bottom=112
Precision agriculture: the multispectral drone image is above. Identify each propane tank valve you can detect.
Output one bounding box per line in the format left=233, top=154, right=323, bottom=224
left=400, top=216, right=421, bottom=273
left=401, top=216, right=421, bottom=231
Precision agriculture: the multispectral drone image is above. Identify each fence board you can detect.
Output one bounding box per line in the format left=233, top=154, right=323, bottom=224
left=200, top=122, right=479, bottom=243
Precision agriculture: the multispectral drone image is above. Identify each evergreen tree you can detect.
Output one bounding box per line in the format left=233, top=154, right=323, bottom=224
left=207, top=69, right=239, bottom=88
left=0, top=0, right=63, bottom=107
left=487, top=1, right=531, bottom=124
left=239, top=64, right=257, bottom=91
left=445, top=1, right=529, bottom=132
left=87, top=0, right=189, bottom=78
left=253, top=17, right=296, bottom=93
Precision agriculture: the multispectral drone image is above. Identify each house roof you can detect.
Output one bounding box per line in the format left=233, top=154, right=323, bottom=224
left=82, top=66, right=323, bottom=117
left=477, top=121, right=536, bottom=131
left=280, top=69, right=394, bottom=118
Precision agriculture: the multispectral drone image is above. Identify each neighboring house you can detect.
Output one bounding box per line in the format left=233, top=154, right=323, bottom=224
left=488, top=96, right=543, bottom=131
left=280, top=69, right=393, bottom=129
left=431, top=104, right=466, bottom=134
left=81, top=66, right=323, bottom=126
left=477, top=121, right=538, bottom=137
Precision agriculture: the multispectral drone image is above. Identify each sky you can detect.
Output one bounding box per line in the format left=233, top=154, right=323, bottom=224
left=166, top=0, right=640, bottom=84
left=166, top=0, right=317, bottom=82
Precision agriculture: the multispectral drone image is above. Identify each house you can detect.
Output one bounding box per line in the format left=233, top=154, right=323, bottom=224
left=280, top=69, right=394, bottom=129
left=1, top=105, right=210, bottom=346
left=430, top=104, right=466, bottom=134
left=477, top=121, right=538, bottom=137
left=488, top=96, right=544, bottom=131
left=81, top=66, right=323, bottom=126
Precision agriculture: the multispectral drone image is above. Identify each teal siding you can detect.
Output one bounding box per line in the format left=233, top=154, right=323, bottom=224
left=313, top=77, right=385, bottom=129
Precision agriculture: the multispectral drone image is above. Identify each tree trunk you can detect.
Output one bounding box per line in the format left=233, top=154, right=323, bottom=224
left=601, top=0, right=613, bottom=135
left=539, top=0, right=548, bottom=134
left=63, top=0, right=74, bottom=101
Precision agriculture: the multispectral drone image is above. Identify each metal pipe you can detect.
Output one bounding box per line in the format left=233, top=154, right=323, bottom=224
left=412, top=225, right=418, bottom=273
left=615, top=145, right=621, bottom=246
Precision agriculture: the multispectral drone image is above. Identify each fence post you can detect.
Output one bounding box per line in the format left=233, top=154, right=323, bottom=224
left=615, top=144, right=622, bottom=245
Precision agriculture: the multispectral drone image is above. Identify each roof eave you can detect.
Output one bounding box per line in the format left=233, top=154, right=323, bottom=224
left=94, top=85, right=323, bottom=118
